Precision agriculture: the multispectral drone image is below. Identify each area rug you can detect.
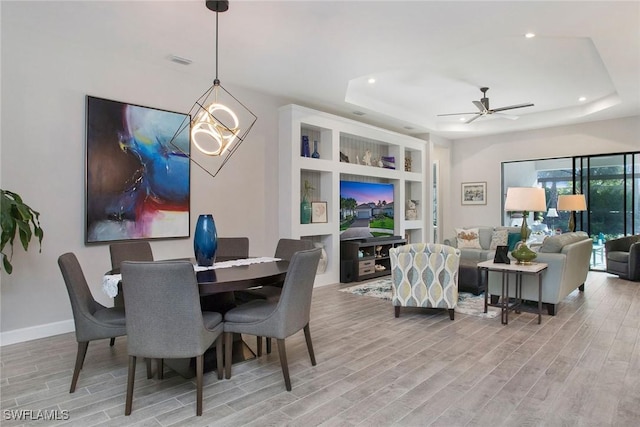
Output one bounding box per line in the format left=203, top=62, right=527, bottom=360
left=339, top=278, right=499, bottom=319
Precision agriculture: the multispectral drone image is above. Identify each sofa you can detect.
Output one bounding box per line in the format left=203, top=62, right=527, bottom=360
left=605, top=234, right=640, bottom=281
left=486, top=231, right=593, bottom=315
left=444, top=226, right=522, bottom=261
left=445, top=228, right=593, bottom=315
left=444, top=226, right=522, bottom=294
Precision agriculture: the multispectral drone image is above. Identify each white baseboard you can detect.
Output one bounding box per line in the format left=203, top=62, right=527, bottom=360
left=0, top=320, right=75, bottom=346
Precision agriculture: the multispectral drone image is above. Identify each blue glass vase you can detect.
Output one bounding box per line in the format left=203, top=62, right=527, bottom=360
left=194, top=214, right=218, bottom=266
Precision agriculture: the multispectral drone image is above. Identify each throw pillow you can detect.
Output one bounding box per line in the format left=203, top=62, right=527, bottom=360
left=507, top=232, right=521, bottom=251
left=489, top=229, right=509, bottom=250
left=456, top=228, right=482, bottom=249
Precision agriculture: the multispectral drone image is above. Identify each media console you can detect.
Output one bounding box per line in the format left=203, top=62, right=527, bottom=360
left=340, top=237, right=407, bottom=282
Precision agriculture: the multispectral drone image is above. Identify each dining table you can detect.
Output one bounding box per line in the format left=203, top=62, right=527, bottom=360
left=103, top=257, right=289, bottom=378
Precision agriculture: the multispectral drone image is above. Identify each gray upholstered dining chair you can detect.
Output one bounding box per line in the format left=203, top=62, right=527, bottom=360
left=58, top=252, right=127, bottom=393
left=244, top=238, right=315, bottom=301
left=109, top=241, right=153, bottom=307
left=216, top=237, right=250, bottom=261
left=238, top=238, right=315, bottom=355
left=120, top=260, right=223, bottom=416
left=108, top=241, right=154, bottom=347
left=223, top=247, right=321, bottom=391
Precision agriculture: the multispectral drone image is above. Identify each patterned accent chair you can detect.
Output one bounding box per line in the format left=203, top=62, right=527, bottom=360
left=389, top=243, right=461, bottom=320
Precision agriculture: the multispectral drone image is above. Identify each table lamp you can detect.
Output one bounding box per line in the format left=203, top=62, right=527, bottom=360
left=546, top=207, right=558, bottom=231
left=504, top=187, right=547, bottom=264
left=557, top=194, right=586, bottom=232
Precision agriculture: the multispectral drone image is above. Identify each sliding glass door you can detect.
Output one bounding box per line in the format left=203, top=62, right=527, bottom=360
left=503, top=151, right=639, bottom=271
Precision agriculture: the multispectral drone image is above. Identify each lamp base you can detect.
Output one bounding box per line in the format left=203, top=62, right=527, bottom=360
left=511, top=243, right=537, bottom=265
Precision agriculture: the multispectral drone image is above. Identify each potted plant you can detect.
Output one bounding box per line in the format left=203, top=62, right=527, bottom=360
left=1, top=189, right=44, bottom=274
left=300, top=180, right=314, bottom=224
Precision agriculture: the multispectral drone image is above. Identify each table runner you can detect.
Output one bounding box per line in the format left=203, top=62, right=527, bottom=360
left=102, top=257, right=281, bottom=298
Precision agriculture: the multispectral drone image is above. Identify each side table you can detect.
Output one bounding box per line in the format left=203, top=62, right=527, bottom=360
left=477, top=260, right=548, bottom=325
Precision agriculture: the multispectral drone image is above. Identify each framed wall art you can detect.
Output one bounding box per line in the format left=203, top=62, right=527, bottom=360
left=85, top=96, right=190, bottom=243
left=461, top=182, right=487, bottom=205
left=311, top=201, right=328, bottom=223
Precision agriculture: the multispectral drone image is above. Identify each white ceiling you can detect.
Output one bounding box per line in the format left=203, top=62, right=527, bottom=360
left=7, top=0, right=640, bottom=139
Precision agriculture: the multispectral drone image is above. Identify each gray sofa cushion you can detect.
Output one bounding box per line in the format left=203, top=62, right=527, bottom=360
left=539, top=231, right=589, bottom=253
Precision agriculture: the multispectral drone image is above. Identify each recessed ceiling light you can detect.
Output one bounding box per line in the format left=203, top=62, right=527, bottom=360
left=459, top=117, right=466, bottom=121
left=525, top=32, right=536, bottom=38
left=353, top=111, right=366, bottom=116
left=368, top=78, right=376, bottom=84
left=404, top=126, right=414, bottom=130
left=578, top=96, right=587, bottom=102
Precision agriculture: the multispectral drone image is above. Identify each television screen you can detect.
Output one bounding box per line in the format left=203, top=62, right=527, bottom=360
left=340, top=180, right=394, bottom=240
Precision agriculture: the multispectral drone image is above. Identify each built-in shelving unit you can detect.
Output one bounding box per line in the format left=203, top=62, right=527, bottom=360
left=278, top=104, right=430, bottom=286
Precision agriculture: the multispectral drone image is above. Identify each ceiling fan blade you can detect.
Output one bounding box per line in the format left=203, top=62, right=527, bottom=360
left=472, top=100, right=487, bottom=113
left=491, top=103, right=534, bottom=113
left=465, top=114, right=483, bottom=124
left=493, top=112, right=519, bottom=120
left=437, top=112, right=478, bottom=117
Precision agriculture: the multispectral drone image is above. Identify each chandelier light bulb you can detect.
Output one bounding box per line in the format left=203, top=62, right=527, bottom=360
left=191, top=102, right=240, bottom=156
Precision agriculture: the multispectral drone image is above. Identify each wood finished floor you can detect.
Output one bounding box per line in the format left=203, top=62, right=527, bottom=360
left=1, top=271, right=639, bottom=427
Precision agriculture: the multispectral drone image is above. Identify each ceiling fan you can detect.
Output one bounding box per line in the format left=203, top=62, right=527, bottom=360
left=438, top=87, right=534, bottom=124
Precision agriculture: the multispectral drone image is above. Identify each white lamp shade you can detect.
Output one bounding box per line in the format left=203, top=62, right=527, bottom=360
left=546, top=208, right=558, bottom=217
left=504, top=187, right=547, bottom=212
left=557, top=194, right=586, bottom=211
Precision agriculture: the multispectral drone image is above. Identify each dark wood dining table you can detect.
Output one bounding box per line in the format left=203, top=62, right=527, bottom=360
left=109, top=258, right=289, bottom=378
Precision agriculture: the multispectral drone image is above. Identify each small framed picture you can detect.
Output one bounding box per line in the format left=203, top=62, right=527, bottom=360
left=311, top=201, right=328, bottom=223
left=461, top=182, right=487, bottom=205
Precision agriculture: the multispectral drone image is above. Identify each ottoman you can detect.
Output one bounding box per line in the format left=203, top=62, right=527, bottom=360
left=458, top=258, right=486, bottom=295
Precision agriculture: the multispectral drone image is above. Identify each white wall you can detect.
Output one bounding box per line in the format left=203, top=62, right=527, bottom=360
left=0, top=5, right=288, bottom=344
left=447, top=116, right=640, bottom=239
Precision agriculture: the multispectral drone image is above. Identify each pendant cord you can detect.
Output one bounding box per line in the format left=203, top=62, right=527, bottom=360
left=215, top=11, right=219, bottom=81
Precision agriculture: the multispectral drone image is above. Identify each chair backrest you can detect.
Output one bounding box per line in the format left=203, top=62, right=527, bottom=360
left=58, top=252, right=102, bottom=341
left=274, top=238, right=315, bottom=261
left=216, top=237, right=250, bottom=260
left=390, top=243, right=461, bottom=287
left=120, top=260, right=212, bottom=358
left=270, top=248, right=321, bottom=338
left=109, top=241, right=153, bottom=270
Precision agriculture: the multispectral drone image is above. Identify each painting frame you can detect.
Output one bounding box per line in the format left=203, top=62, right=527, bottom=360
left=311, top=201, right=328, bottom=223
left=461, top=181, right=487, bottom=205
left=85, top=95, right=191, bottom=244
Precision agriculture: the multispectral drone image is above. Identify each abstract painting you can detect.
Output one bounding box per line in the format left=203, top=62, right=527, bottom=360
left=85, top=96, right=190, bottom=243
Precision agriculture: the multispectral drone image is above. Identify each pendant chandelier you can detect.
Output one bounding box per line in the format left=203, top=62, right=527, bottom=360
left=169, top=0, right=257, bottom=179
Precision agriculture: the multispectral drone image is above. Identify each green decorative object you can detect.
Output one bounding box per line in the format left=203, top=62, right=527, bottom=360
left=1, top=189, right=44, bottom=274
left=511, top=242, right=537, bottom=264
left=300, top=200, right=312, bottom=224
left=300, top=179, right=314, bottom=224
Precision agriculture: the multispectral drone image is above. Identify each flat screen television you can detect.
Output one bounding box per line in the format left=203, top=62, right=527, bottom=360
left=339, top=180, right=395, bottom=240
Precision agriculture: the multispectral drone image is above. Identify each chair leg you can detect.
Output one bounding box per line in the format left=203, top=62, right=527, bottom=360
left=110, top=337, right=116, bottom=347
left=70, top=341, right=89, bottom=393
left=125, top=355, right=136, bottom=415
left=145, top=358, right=153, bottom=379
left=196, top=354, right=204, bottom=416
left=303, top=324, right=316, bottom=366
left=394, top=306, right=400, bottom=318
left=256, top=336, right=263, bottom=357
left=215, top=334, right=223, bottom=380
left=224, top=332, right=233, bottom=379
left=448, top=308, right=455, bottom=320
left=276, top=339, right=292, bottom=391
left=157, top=359, right=164, bottom=380
left=266, top=337, right=272, bottom=354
